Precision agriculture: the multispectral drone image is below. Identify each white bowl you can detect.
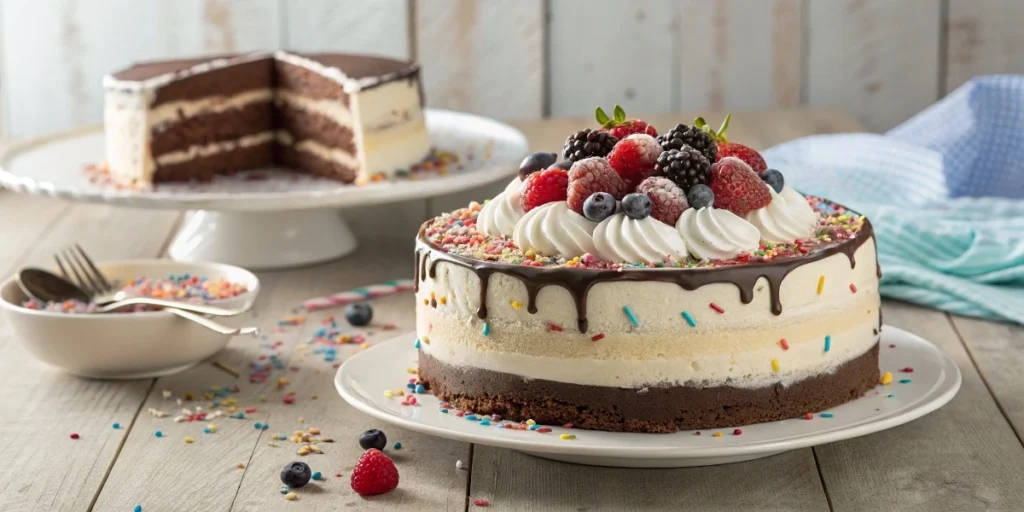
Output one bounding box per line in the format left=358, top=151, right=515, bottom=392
left=0, top=259, right=260, bottom=379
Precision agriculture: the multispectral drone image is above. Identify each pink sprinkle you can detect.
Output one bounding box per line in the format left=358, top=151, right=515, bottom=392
left=455, top=411, right=465, bottom=417
left=282, top=394, right=296, bottom=405
left=709, top=303, right=725, bottom=314
left=536, top=427, right=552, bottom=433
left=733, top=428, right=742, bottom=436
left=900, top=367, right=914, bottom=373
left=694, top=431, right=701, bottom=436
left=400, top=400, right=410, bottom=406
left=804, top=412, right=813, bottom=420
left=563, top=423, right=574, bottom=428
left=546, top=323, right=563, bottom=332
left=335, top=473, right=343, bottom=478
left=473, top=498, right=490, bottom=507
left=408, top=397, right=418, bottom=405
left=70, top=433, right=80, bottom=439
left=849, top=283, right=858, bottom=293
left=590, top=333, right=605, bottom=342
left=889, top=344, right=896, bottom=349
left=408, top=378, right=417, bottom=384
left=779, top=338, right=790, bottom=350
left=245, top=407, right=256, bottom=413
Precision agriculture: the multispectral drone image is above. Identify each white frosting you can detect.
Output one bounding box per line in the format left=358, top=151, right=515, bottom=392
left=746, top=187, right=819, bottom=243
left=478, top=178, right=526, bottom=238
left=154, top=132, right=275, bottom=166
left=593, top=214, right=688, bottom=264
left=275, top=132, right=361, bottom=169
left=676, top=207, right=761, bottom=261
left=513, top=202, right=598, bottom=259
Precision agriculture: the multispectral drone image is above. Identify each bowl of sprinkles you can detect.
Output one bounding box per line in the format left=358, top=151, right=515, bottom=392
left=0, top=259, right=260, bottom=379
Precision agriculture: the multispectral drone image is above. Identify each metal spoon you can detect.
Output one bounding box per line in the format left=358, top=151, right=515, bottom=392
left=17, top=267, right=259, bottom=337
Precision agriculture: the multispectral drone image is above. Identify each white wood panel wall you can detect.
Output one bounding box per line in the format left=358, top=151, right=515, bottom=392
left=3, top=0, right=1024, bottom=138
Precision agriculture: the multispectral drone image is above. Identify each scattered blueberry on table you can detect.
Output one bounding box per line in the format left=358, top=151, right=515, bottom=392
left=359, top=429, right=388, bottom=451
left=280, top=461, right=312, bottom=488
left=345, top=303, right=373, bottom=327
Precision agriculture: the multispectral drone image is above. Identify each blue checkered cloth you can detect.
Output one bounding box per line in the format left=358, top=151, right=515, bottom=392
left=764, top=75, right=1024, bottom=325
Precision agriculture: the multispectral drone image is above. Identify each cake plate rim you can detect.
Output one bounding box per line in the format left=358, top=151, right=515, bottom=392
left=336, top=327, right=961, bottom=468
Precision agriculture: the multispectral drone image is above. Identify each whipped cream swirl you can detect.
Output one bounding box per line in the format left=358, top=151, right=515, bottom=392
left=513, top=202, right=598, bottom=259
left=593, top=213, right=688, bottom=264
left=676, top=207, right=760, bottom=261
left=477, top=178, right=525, bottom=238
left=745, top=187, right=818, bottom=243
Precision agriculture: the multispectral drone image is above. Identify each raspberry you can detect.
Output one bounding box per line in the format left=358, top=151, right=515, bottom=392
left=716, top=142, right=767, bottom=172
left=350, top=449, right=399, bottom=496
left=708, top=157, right=772, bottom=216
left=519, top=168, right=569, bottom=212
left=596, top=104, right=658, bottom=139
left=636, top=177, right=688, bottom=225
left=567, top=158, right=628, bottom=214
left=607, top=134, right=663, bottom=189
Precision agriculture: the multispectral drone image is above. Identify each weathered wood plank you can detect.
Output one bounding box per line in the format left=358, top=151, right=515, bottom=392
left=805, top=0, right=943, bottom=132
left=948, top=315, right=1024, bottom=443
left=282, top=0, right=409, bottom=58
left=676, top=0, right=803, bottom=112
left=813, top=302, right=1024, bottom=511
left=548, top=0, right=677, bottom=117
left=0, top=198, right=179, bottom=512
left=415, top=0, right=544, bottom=120
left=93, top=242, right=469, bottom=511
left=945, top=0, right=1024, bottom=93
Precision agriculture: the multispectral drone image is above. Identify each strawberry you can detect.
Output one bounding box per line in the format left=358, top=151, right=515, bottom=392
left=519, top=168, right=569, bottom=212
left=694, top=114, right=768, bottom=172
left=567, top=157, right=628, bottom=214
left=596, top=105, right=658, bottom=139
left=636, top=177, right=688, bottom=225
left=708, top=157, right=772, bottom=216
left=350, top=448, right=399, bottom=496
left=607, top=134, right=663, bottom=189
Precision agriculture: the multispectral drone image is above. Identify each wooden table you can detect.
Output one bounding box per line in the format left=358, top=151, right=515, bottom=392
left=2, top=109, right=1023, bottom=512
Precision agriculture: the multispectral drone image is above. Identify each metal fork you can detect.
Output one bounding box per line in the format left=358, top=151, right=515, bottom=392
left=55, top=245, right=259, bottom=337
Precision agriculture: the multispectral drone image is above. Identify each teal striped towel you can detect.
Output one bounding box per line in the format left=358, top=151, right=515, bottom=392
left=764, top=76, right=1024, bottom=325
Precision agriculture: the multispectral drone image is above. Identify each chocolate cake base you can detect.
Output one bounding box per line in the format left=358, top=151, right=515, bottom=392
left=153, top=142, right=275, bottom=183
left=419, top=343, right=880, bottom=433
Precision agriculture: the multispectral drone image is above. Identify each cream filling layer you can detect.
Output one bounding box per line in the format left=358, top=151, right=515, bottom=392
left=154, top=132, right=275, bottom=166
left=274, top=90, right=354, bottom=127
left=150, top=89, right=274, bottom=129
left=275, top=132, right=360, bottom=169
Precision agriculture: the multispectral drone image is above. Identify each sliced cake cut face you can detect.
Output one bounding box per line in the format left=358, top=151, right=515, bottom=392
left=102, top=51, right=430, bottom=187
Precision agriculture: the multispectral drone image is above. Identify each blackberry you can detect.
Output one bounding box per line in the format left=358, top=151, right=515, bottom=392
left=656, top=146, right=711, bottom=193
left=657, top=124, right=717, bottom=163
left=563, top=129, right=618, bottom=162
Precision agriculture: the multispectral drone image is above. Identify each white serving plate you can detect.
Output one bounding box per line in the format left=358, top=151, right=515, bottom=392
left=0, top=259, right=259, bottom=379
left=337, top=328, right=960, bottom=468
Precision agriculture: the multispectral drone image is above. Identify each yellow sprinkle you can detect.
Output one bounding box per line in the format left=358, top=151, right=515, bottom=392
left=817, top=276, right=825, bottom=295
left=235, top=462, right=245, bottom=468
left=406, top=368, right=418, bottom=374
left=439, top=296, right=447, bottom=305
left=184, top=436, right=194, bottom=444
left=430, top=291, right=436, bottom=300
left=880, top=371, right=893, bottom=385
left=285, top=492, right=297, bottom=500
left=360, top=342, right=371, bottom=349
left=259, top=396, right=267, bottom=403
left=384, top=390, right=393, bottom=398
left=222, top=398, right=237, bottom=406
left=559, top=433, right=576, bottom=440
left=423, top=298, right=429, bottom=305
left=511, top=301, right=521, bottom=310
left=526, top=419, right=536, bottom=426
left=771, top=359, right=780, bottom=373
left=296, top=344, right=308, bottom=351
left=227, top=406, right=237, bottom=413
left=297, top=447, right=311, bottom=455
left=713, top=432, right=723, bottom=438
left=308, top=427, right=321, bottom=435
left=277, top=377, right=289, bottom=388
left=421, top=336, right=430, bottom=345
left=396, top=389, right=404, bottom=396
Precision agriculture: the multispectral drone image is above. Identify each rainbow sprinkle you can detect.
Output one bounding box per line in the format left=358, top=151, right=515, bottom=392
left=824, top=335, right=831, bottom=352
left=709, top=303, right=725, bottom=314
left=22, top=274, right=249, bottom=313
left=681, top=311, right=696, bottom=327
left=622, top=306, right=639, bottom=326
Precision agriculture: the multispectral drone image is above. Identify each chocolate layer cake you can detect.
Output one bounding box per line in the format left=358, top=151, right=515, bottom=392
left=413, top=113, right=881, bottom=433
left=103, top=52, right=430, bottom=187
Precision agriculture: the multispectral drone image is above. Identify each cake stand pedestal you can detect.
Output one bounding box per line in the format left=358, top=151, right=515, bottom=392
left=0, top=110, right=528, bottom=270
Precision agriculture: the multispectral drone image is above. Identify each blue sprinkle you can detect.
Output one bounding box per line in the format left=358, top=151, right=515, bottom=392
left=465, top=414, right=478, bottom=421
left=681, top=311, right=696, bottom=327
left=154, top=430, right=164, bottom=438
left=529, top=424, right=540, bottom=431
left=280, top=487, right=289, bottom=494
left=440, top=409, right=449, bottom=414
left=478, top=419, right=491, bottom=426
left=482, top=323, right=490, bottom=336
left=112, top=422, right=121, bottom=429
left=204, top=427, right=212, bottom=434
left=415, top=384, right=426, bottom=394
left=277, top=434, right=287, bottom=441
left=414, top=339, right=421, bottom=349
left=622, top=306, right=639, bottom=326
left=899, top=378, right=912, bottom=384
left=497, top=424, right=505, bottom=428
left=887, top=394, right=894, bottom=398
left=134, top=505, right=143, bottom=512
left=824, top=335, right=831, bottom=352
left=393, top=442, right=402, bottom=450
left=230, top=412, right=245, bottom=419
left=406, top=383, right=416, bottom=390
left=312, top=471, right=322, bottom=480
left=820, top=413, right=834, bottom=418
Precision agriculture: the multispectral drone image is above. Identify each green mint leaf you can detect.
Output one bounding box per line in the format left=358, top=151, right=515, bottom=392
left=613, top=105, right=626, bottom=123
left=595, top=106, right=611, bottom=126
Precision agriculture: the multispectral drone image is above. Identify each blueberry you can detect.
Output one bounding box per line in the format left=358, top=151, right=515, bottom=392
left=345, top=303, right=373, bottom=327
left=552, top=160, right=574, bottom=171
left=518, top=152, right=558, bottom=180
left=687, top=184, right=715, bottom=209
left=359, top=429, right=387, bottom=450
left=280, top=461, right=312, bottom=488
left=582, top=192, right=616, bottom=222
left=621, top=193, right=652, bottom=220
left=760, top=169, right=784, bottom=193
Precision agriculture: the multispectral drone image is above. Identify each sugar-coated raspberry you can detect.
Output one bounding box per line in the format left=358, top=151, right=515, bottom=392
left=520, top=168, right=569, bottom=212
left=636, top=177, right=688, bottom=225
left=566, top=157, right=628, bottom=214
left=350, top=449, right=400, bottom=496
left=607, top=134, right=663, bottom=189
left=708, top=157, right=772, bottom=216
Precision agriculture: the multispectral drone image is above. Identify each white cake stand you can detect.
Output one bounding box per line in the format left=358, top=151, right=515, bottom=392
left=0, top=110, right=528, bottom=269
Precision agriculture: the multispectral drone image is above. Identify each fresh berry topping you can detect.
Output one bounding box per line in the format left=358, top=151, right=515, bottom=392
left=563, top=129, right=618, bottom=162
left=694, top=114, right=767, bottom=172
left=760, top=168, right=784, bottom=193
left=552, top=160, right=574, bottom=170
left=595, top=105, right=658, bottom=139
left=345, top=303, right=373, bottom=326
left=636, top=177, right=688, bottom=225
left=281, top=461, right=312, bottom=488
left=582, top=192, right=616, bottom=222
left=607, top=134, right=663, bottom=188
left=708, top=157, right=772, bottom=216
left=687, top=184, right=715, bottom=210
left=566, top=157, right=628, bottom=214
left=350, top=449, right=400, bottom=496
left=359, top=429, right=388, bottom=451
left=520, top=168, right=569, bottom=212
left=621, top=193, right=652, bottom=220
left=518, top=152, right=558, bottom=181
left=657, top=124, right=717, bottom=163
left=655, top=146, right=710, bottom=193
